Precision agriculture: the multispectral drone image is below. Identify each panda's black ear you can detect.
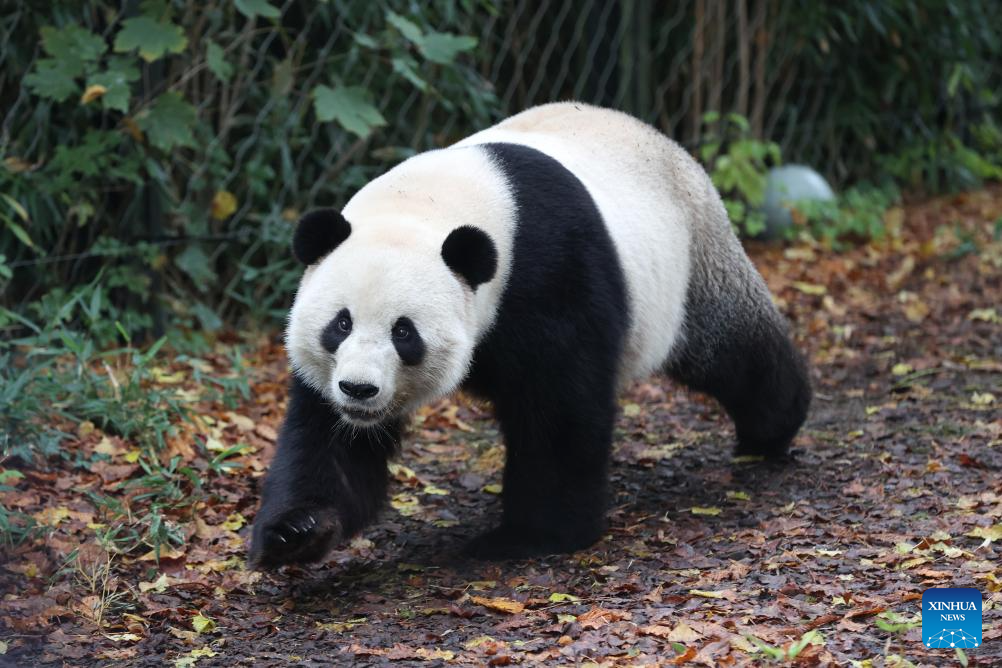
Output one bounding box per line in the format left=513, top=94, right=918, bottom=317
left=292, top=208, right=351, bottom=265
left=441, top=226, right=497, bottom=290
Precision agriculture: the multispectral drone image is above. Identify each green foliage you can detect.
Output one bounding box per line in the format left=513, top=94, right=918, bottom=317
left=792, top=185, right=900, bottom=248
left=700, top=113, right=781, bottom=237
left=136, top=92, right=198, bottom=151
left=387, top=11, right=479, bottom=65
left=235, top=0, right=282, bottom=20
left=874, top=611, right=922, bottom=634
left=114, top=16, right=188, bottom=62
left=2, top=1, right=494, bottom=351
left=312, top=86, right=387, bottom=138
left=779, top=1, right=1001, bottom=189
left=746, top=630, right=825, bottom=662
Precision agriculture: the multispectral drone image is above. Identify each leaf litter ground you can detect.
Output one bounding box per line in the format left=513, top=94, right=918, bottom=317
left=2, top=187, right=1001, bottom=666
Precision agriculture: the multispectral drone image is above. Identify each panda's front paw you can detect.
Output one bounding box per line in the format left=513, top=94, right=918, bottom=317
left=249, top=506, right=341, bottom=569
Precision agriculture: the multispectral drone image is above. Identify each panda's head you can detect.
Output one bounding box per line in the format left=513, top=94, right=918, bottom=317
left=285, top=209, right=497, bottom=427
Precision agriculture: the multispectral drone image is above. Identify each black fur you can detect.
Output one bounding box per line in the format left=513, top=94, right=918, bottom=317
left=666, top=309, right=811, bottom=458
left=249, top=375, right=401, bottom=569
left=254, top=141, right=810, bottom=569
left=459, top=142, right=630, bottom=559
left=392, top=317, right=425, bottom=366
left=320, top=308, right=351, bottom=353
left=293, top=208, right=351, bottom=265
left=441, top=225, right=497, bottom=289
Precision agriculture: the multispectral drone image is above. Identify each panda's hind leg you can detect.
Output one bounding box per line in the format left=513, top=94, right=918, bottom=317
left=666, top=296, right=811, bottom=459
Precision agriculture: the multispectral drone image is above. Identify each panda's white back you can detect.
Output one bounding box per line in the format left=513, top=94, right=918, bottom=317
left=342, top=102, right=735, bottom=383
left=457, top=102, right=730, bottom=382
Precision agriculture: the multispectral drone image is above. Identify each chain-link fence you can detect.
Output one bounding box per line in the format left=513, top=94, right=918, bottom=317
left=2, top=1, right=1000, bottom=332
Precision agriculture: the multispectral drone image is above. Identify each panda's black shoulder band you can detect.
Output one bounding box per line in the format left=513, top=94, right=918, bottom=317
left=441, top=225, right=497, bottom=290
left=293, top=208, right=352, bottom=265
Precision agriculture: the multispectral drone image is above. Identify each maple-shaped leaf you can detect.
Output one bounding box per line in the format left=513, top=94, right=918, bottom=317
left=87, top=57, right=139, bottom=113
left=40, top=24, right=106, bottom=62
left=136, top=92, right=197, bottom=151
left=114, top=16, right=187, bottom=62
left=24, top=58, right=80, bottom=102
left=312, top=85, right=386, bottom=138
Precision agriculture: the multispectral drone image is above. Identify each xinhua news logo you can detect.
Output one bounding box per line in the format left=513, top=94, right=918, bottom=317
left=922, top=588, right=982, bottom=649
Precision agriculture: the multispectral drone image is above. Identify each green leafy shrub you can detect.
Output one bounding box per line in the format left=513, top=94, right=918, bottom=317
left=700, top=112, right=781, bottom=237
left=790, top=185, right=900, bottom=249
left=2, top=1, right=493, bottom=345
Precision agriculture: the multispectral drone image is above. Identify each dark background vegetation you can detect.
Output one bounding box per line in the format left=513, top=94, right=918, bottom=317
left=2, top=0, right=1000, bottom=342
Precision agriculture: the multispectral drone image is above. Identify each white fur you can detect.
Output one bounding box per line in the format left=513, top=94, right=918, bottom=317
left=288, top=102, right=727, bottom=423
left=286, top=147, right=516, bottom=423
left=455, top=102, right=706, bottom=382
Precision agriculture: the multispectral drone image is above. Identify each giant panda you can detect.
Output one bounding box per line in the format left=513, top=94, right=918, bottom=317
left=249, top=102, right=811, bottom=567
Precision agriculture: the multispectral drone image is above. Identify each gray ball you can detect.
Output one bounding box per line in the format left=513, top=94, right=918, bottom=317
left=760, top=165, right=836, bottom=239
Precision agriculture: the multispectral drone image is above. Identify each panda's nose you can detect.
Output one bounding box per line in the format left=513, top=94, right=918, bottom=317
left=339, top=380, right=379, bottom=400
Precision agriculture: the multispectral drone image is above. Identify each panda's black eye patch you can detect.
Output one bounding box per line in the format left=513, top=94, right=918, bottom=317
left=392, top=317, right=424, bottom=366
left=321, top=308, right=352, bottom=353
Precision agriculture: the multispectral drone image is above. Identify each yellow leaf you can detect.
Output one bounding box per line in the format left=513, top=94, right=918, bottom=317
left=192, top=613, right=216, bottom=634
left=482, top=483, right=503, bottom=495
left=971, top=392, right=996, bottom=406
left=891, top=363, right=913, bottom=376
left=220, top=513, right=246, bottom=531
left=190, top=556, right=243, bottom=573
left=903, top=299, right=929, bottom=323
left=667, top=622, right=702, bottom=643
left=464, top=635, right=500, bottom=650
left=792, top=281, right=827, bottom=296
left=690, top=506, right=722, bottom=516
left=151, top=366, right=186, bottom=384
left=33, top=506, right=70, bottom=526
left=139, top=573, right=171, bottom=593
left=316, top=617, right=367, bottom=632
left=94, top=436, right=125, bottom=456
left=470, top=595, right=524, bottom=614
left=78, top=420, right=96, bottom=437
left=80, top=84, right=107, bottom=105
left=548, top=592, right=581, bottom=603
left=421, top=484, right=449, bottom=496
left=726, top=491, right=751, bottom=501
left=899, top=557, right=929, bottom=570
left=174, top=647, right=216, bottom=668
left=138, top=545, right=186, bottom=561
left=103, top=632, right=141, bottom=642
left=24, top=562, right=38, bottom=578
left=204, top=437, right=226, bottom=452
left=622, top=403, right=641, bottom=417
left=416, top=649, right=454, bottom=661
left=390, top=493, right=420, bottom=516
left=210, top=190, right=238, bottom=221
left=968, top=307, right=1000, bottom=323
left=689, top=589, right=724, bottom=599
left=124, top=448, right=141, bottom=463
left=388, top=462, right=419, bottom=484
left=967, top=524, right=1002, bottom=547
